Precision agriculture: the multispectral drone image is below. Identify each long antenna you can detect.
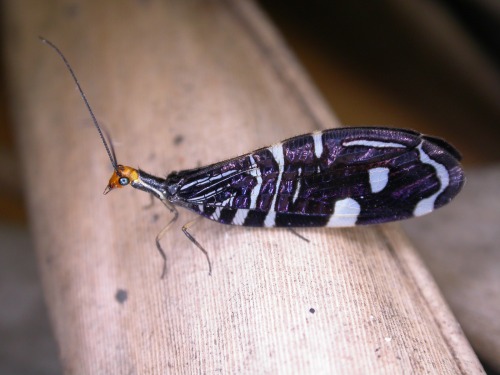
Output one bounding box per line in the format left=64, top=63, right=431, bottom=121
left=39, top=37, right=119, bottom=171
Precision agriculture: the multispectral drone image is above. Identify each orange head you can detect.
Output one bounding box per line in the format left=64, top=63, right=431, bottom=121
left=104, top=165, right=140, bottom=194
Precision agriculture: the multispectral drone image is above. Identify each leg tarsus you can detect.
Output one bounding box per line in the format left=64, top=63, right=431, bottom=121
left=288, top=228, right=310, bottom=243
left=155, top=235, right=168, bottom=279
left=182, top=219, right=213, bottom=276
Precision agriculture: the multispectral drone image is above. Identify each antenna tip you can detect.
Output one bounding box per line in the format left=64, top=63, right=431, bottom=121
left=39, top=36, right=58, bottom=51
left=38, top=36, right=49, bottom=44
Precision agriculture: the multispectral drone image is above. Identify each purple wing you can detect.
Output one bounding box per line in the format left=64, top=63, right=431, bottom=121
left=169, top=127, right=464, bottom=227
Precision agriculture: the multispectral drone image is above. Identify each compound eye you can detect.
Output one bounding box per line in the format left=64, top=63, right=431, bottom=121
left=119, top=177, right=130, bottom=186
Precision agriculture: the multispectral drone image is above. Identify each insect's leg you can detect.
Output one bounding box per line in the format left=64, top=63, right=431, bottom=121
left=182, top=219, right=213, bottom=276
left=143, top=193, right=155, bottom=209
left=287, top=228, right=310, bottom=243
left=156, top=200, right=179, bottom=278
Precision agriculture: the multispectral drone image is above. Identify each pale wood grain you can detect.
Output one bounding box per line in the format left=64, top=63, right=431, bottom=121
left=3, top=1, right=484, bottom=373
left=403, top=166, right=500, bottom=372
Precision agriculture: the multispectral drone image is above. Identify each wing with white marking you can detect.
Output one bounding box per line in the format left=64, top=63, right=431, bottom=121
left=171, top=127, right=464, bottom=227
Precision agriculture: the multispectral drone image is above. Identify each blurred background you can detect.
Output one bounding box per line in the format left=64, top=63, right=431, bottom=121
left=1, top=1, right=499, bottom=373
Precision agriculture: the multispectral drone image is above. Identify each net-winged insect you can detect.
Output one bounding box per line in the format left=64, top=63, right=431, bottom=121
left=42, top=38, right=465, bottom=277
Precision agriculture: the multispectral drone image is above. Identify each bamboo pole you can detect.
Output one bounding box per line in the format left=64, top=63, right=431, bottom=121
left=3, top=1, right=483, bottom=373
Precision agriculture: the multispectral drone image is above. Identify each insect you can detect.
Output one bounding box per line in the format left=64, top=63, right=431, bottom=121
left=42, top=38, right=465, bottom=276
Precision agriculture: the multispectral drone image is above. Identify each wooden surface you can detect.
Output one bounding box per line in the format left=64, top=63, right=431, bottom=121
left=403, top=166, right=500, bottom=371
left=4, top=1, right=484, bottom=373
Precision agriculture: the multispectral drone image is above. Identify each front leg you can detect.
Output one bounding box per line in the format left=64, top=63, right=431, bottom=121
left=155, top=199, right=179, bottom=278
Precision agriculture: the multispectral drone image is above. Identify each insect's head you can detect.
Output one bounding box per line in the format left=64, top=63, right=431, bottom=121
left=104, top=165, right=139, bottom=194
